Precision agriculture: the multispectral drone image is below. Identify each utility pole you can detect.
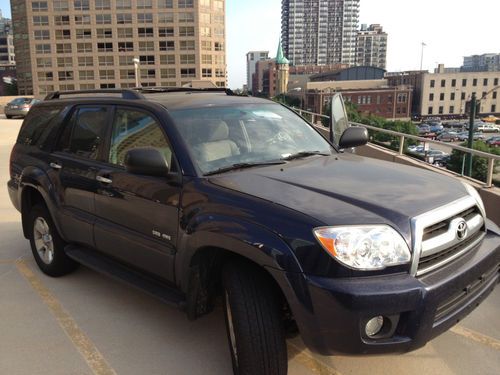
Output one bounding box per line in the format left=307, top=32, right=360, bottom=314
left=420, top=42, right=426, bottom=70
left=466, top=92, right=477, bottom=177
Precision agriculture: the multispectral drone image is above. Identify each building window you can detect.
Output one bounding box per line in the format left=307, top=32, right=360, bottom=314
left=59, top=84, right=75, bottom=91
left=180, top=40, right=195, bottom=50
left=397, top=93, right=407, bottom=103
left=181, top=68, right=196, bottom=78
left=159, top=27, right=174, bottom=37
left=77, top=43, right=93, bottom=53
left=214, top=0, right=223, bottom=10
left=159, top=41, right=175, bottom=51
left=201, top=54, right=212, bottom=64
left=461, top=92, right=466, bottom=100
left=98, top=56, right=114, bottom=66
left=158, top=0, right=174, bottom=8
left=215, top=42, right=224, bottom=51
left=158, top=13, right=174, bottom=23
left=80, top=84, right=96, bottom=90
left=140, top=69, right=156, bottom=79
left=160, top=68, right=176, bottom=78
left=450, top=93, right=455, bottom=100
left=493, top=91, right=497, bottom=99
left=179, top=27, right=195, bottom=37
left=178, top=0, right=194, bottom=7
left=472, top=78, right=477, bottom=86
left=200, top=13, right=211, bottom=23
left=202, top=41, right=212, bottom=51
left=38, top=71, right=53, bottom=81
left=179, top=12, right=194, bottom=23
left=430, top=80, right=435, bottom=88
left=429, top=93, right=434, bottom=101
left=33, top=16, right=49, bottom=26
left=36, top=57, right=52, bottom=68
left=34, top=30, right=50, bottom=40
left=137, top=0, right=153, bottom=8
left=95, top=0, right=111, bottom=10
left=55, top=30, right=71, bottom=40
left=202, top=68, right=212, bottom=78
left=55, top=15, right=70, bottom=25
left=32, top=2, right=48, bottom=12
left=462, top=79, right=467, bottom=87
left=58, top=71, right=74, bottom=81
left=96, top=14, right=112, bottom=24
left=118, top=42, right=134, bottom=52
left=449, top=106, right=454, bottom=114
left=119, top=56, right=134, bottom=66
left=483, top=78, right=488, bottom=86
left=200, top=27, right=211, bottom=37
left=100, top=84, right=116, bottom=89
left=75, top=15, right=91, bottom=25
left=138, top=28, right=154, bottom=37
left=117, top=14, right=133, bottom=24
left=494, top=78, right=499, bottom=86
left=53, top=1, right=69, bottom=11
left=74, top=1, right=90, bottom=11
left=96, top=29, right=112, bottom=39
left=215, top=68, right=224, bottom=78
left=428, top=107, right=433, bottom=115
left=117, top=28, right=133, bottom=38
left=492, top=105, right=497, bottom=113
left=57, top=57, right=73, bottom=67
left=180, top=54, right=195, bottom=64
left=214, top=14, right=224, bottom=23
left=438, top=106, right=444, bottom=114
left=99, top=70, right=115, bottom=80
left=441, top=79, right=445, bottom=87
left=39, top=85, right=55, bottom=95
left=139, top=55, right=155, bottom=65
left=137, top=13, right=153, bottom=23
left=35, top=44, right=51, bottom=54
left=79, top=70, right=94, bottom=80
left=120, top=69, right=135, bottom=79
left=439, top=93, right=444, bottom=101
left=116, top=0, right=131, bottom=9
left=451, top=79, right=456, bottom=87
left=78, top=56, right=93, bottom=66
left=216, top=81, right=225, bottom=88
left=160, top=55, right=175, bottom=65
left=139, top=41, right=155, bottom=51
left=97, top=43, right=113, bottom=52
left=76, top=29, right=92, bottom=39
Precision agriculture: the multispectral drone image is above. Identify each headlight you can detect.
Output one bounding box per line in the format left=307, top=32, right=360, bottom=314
left=313, top=225, right=411, bottom=270
left=461, top=181, right=486, bottom=217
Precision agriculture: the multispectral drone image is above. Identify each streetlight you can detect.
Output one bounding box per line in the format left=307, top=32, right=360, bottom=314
left=133, top=57, right=141, bottom=88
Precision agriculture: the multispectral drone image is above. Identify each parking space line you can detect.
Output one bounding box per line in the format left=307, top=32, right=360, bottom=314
left=287, top=341, right=342, bottom=375
left=15, top=260, right=117, bottom=375
left=450, top=325, right=500, bottom=351
left=0, top=259, right=17, bottom=264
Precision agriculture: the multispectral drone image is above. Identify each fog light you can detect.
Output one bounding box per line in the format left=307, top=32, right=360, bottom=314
left=365, top=316, right=384, bottom=337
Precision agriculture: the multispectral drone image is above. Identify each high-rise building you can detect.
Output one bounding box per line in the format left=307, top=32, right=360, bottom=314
left=281, top=0, right=359, bottom=66
left=246, top=50, right=269, bottom=92
left=356, top=24, right=387, bottom=69
left=0, top=10, right=15, bottom=65
left=12, top=0, right=227, bottom=96
left=462, top=53, right=500, bottom=72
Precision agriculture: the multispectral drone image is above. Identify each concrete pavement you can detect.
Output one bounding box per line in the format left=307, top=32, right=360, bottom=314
left=1, top=117, right=499, bottom=375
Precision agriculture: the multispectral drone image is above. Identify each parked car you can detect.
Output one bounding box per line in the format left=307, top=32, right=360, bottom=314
left=8, top=89, right=499, bottom=375
left=4, top=97, right=41, bottom=119
left=486, top=136, right=500, bottom=147
left=408, top=144, right=424, bottom=153
left=457, top=131, right=485, bottom=141
left=482, top=115, right=499, bottom=123
left=428, top=122, right=444, bottom=133
left=436, top=131, right=458, bottom=142
left=417, top=124, right=431, bottom=135
left=477, top=123, right=499, bottom=133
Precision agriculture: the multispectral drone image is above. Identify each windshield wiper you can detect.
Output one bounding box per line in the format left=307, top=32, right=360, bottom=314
left=204, top=161, right=286, bottom=176
left=281, top=151, right=330, bottom=161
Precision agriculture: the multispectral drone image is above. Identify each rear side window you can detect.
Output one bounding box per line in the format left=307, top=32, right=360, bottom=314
left=17, top=106, right=62, bottom=146
left=57, top=106, right=109, bottom=159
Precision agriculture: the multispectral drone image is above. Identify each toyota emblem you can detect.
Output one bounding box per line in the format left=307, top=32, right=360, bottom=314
left=456, top=220, right=468, bottom=240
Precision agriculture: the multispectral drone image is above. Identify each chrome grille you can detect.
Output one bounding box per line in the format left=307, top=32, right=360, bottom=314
left=410, top=196, right=486, bottom=277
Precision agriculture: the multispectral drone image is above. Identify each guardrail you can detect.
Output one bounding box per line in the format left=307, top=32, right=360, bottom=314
left=292, top=108, right=500, bottom=188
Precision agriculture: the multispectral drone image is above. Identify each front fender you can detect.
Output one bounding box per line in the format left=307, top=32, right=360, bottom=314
left=175, top=213, right=304, bottom=292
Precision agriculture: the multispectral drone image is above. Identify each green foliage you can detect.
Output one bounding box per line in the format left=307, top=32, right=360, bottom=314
left=447, top=141, right=500, bottom=182
left=273, top=94, right=301, bottom=108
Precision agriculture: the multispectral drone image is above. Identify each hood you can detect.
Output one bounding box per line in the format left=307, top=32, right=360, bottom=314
left=208, top=153, right=469, bottom=235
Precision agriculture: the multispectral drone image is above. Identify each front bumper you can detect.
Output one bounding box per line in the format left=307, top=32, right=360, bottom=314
left=271, top=228, right=500, bottom=355
left=4, top=108, right=29, bottom=117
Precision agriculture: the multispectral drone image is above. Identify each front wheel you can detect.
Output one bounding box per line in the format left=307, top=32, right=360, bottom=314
left=28, top=204, right=78, bottom=277
left=222, top=261, right=287, bottom=375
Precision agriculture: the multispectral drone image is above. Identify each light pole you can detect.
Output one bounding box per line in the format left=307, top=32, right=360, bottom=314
left=133, top=57, right=141, bottom=88
left=419, top=42, right=426, bottom=71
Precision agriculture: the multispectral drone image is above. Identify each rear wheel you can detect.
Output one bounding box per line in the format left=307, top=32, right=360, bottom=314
left=28, top=204, right=78, bottom=277
left=222, top=261, right=287, bottom=375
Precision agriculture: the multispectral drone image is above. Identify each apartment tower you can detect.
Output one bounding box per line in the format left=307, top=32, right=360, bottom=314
left=11, top=0, right=227, bottom=96
left=281, top=0, right=359, bottom=66
left=356, top=24, right=387, bottom=69
left=246, top=50, right=269, bottom=92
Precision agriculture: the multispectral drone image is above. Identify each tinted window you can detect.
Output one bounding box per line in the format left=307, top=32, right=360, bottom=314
left=17, top=106, right=62, bottom=146
left=10, top=98, right=32, bottom=105
left=108, top=108, right=173, bottom=168
left=57, top=107, right=108, bottom=159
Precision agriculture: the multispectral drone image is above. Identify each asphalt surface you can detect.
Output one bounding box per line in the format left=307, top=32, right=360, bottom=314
left=1, top=116, right=499, bottom=375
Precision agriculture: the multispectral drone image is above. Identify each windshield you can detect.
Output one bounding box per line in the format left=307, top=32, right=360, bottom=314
left=170, top=104, right=333, bottom=175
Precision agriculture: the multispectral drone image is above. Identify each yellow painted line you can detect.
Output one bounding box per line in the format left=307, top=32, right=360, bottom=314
left=16, top=260, right=117, bottom=375
left=450, top=325, right=500, bottom=351
left=287, top=341, right=342, bottom=375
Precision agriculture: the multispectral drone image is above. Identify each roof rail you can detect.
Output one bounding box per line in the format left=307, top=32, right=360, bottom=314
left=137, top=87, right=228, bottom=94
left=44, top=89, right=145, bottom=101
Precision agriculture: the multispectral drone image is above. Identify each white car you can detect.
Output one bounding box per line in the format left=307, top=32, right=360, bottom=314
left=476, top=123, right=499, bottom=133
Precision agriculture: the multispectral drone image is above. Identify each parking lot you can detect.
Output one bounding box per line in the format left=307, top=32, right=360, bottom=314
left=1, top=116, right=499, bottom=375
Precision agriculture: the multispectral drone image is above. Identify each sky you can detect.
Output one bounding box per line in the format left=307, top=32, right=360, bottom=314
left=1, top=0, right=499, bottom=89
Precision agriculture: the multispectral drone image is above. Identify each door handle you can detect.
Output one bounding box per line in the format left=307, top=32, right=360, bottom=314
left=49, top=162, right=62, bottom=170
left=96, top=175, right=112, bottom=184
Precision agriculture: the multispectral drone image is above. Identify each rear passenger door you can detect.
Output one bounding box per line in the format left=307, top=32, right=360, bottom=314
left=93, top=107, right=180, bottom=282
left=51, top=105, right=112, bottom=247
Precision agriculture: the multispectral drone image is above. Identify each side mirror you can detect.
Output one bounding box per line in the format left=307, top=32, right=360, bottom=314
left=125, top=147, right=169, bottom=177
left=329, top=93, right=349, bottom=146
left=338, top=126, right=368, bottom=149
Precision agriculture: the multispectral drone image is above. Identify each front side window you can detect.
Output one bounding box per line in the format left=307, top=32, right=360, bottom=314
left=170, top=104, right=332, bottom=175
left=108, top=109, right=173, bottom=168
left=57, top=107, right=109, bottom=159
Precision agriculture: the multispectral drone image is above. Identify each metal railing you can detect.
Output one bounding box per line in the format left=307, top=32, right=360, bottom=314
left=292, top=108, right=500, bottom=188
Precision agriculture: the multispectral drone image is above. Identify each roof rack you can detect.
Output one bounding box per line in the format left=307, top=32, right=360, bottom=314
left=137, top=87, right=228, bottom=94
left=44, top=89, right=145, bottom=101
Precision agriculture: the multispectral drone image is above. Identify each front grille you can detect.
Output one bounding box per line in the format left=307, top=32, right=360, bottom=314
left=434, top=265, right=499, bottom=323
left=422, top=206, right=480, bottom=242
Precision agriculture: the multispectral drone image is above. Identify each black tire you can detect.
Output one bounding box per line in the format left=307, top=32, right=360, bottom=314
left=28, top=204, right=78, bottom=277
left=222, top=261, right=287, bottom=375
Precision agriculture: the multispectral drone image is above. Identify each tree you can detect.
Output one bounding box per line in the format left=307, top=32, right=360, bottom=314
left=447, top=141, right=499, bottom=182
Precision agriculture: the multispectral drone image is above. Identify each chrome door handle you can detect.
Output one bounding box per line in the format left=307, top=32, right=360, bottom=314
left=49, top=162, right=62, bottom=170
left=96, top=176, right=112, bottom=184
